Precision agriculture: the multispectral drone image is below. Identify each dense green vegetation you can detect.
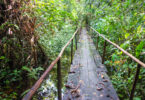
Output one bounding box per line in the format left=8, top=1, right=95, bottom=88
left=0, top=0, right=144, bottom=100
left=0, top=0, right=81, bottom=99
left=88, top=0, right=145, bottom=100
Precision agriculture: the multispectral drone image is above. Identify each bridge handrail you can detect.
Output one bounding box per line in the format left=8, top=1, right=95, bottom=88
left=22, top=28, right=79, bottom=100
left=90, top=27, right=145, bottom=68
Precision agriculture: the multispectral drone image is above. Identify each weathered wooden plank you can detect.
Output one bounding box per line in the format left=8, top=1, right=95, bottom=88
left=64, top=28, right=119, bottom=100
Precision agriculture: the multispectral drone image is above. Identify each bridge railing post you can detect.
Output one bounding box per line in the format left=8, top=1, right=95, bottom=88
left=96, top=35, right=99, bottom=49
left=75, top=34, right=77, bottom=50
left=102, top=40, right=107, bottom=64
left=71, top=39, right=73, bottom=64
left=129, top=56, right=143, bottom=100
left=57, top=59, right=62, bottom=100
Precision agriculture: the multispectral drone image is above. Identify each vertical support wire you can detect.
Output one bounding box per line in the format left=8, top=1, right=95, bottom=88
left=57, top=59, right=62, bottom=100
left=102, top=40, right=107, bottom=64
left=71, top=39, right=73, bottom=64
left=129, top=63, right=141, bottom=100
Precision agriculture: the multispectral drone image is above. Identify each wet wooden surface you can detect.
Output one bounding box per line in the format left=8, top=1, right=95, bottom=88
left=64, top=28, right=119, bottom=100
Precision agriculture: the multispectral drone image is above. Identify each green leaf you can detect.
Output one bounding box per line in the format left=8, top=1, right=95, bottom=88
left=22, top=66, right=31, bottom=72
left=137, top=25, right=142, bottom=34
left=133, top=97, right=141, bottom=100
left=120, top=40, right=130, bottom=50
left=0, top=56, right=5, bottom=60
left=135, top=40, right=145, bottom=57
left=125, top=33, right=130, bottom=39
left=21, top=89, right=30, bottom=97
left=112, top=54, right=120, bottom=62
left=14, top=24, right=20, bottom=30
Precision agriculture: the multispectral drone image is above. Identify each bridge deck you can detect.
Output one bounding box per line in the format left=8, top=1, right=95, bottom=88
left=64, top=28, right=119, bottom=100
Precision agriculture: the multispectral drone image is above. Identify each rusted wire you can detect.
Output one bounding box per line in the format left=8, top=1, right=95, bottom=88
left=22, top=28, right=79, bottom=100
left=90, top=27, right=145, bottom=68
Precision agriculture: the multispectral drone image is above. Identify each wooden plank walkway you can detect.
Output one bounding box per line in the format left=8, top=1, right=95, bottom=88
left=63, top=28, right=119, bottom=100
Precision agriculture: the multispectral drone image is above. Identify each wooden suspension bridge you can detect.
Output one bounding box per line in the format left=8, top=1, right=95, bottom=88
left=22, top=27, right=145, bottom=100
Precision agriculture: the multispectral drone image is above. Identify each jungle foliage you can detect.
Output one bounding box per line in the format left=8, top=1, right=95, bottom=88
left=0, top=0, right=145, bottom=100
left=87, top=0, right=145, bottom=99
left=0, top=0, right=81, bottom=99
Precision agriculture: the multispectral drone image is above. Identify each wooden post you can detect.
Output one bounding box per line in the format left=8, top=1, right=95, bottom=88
left=96, top=36, right=99, bottom=49
left=57, top=59, right=62, bottom=100
left=129, top=62, right=142, bottom=100
left=102, top=40, right=107, bottom=64
left=75, top=34, right=77, bottom=50
left=71, top=39, right=73, bottom=64
left=22, top=29, right=78, bottom=100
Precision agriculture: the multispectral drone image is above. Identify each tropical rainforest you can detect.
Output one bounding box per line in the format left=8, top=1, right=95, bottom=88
left=0, top=0, right=144, bottom=100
